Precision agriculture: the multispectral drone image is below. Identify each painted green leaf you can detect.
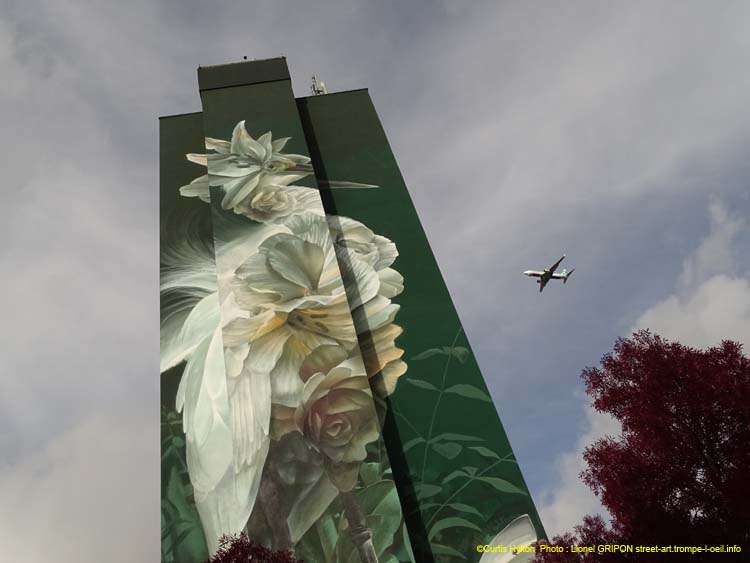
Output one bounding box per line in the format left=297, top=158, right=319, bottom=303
left=444, top=384, right=492, bottom=403
left=161, top=445, right=175, bottom=463
left=431, top=542, right=468, bottom=559
left=475, top=476, right=528, bottom=496
left=360, top=462, right=381, bottom=487
left=445, top=502, right=484, bottom=518
left=442, top=469, right=471, bottom=485
left=412, top=348, right=446, bottom=361
left=416, top=483, right=442, bottom=500
left=429, top=516, right=482, bottom=540
left=317, top=512, right=338, bottom=563
left=406, top=379, right=439, bottom=392
left=403, top=436, right=426, bottom=452
left=431, top=433, right=485, bottom=444
left=468, top=446, right=501, bottom=460
left=163, top=466, right=208, bottom=562
left=288, top=474, right=339, bottom=544
left=412, top=346, right=471, bottom=363
left=431, top=441, right=462, bottom=459
left=441, top=346, right=471, bottom=363
left=422, top=501, right=483, bottom=519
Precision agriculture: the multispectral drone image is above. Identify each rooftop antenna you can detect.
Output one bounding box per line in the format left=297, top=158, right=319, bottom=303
left=311, top=75, right=328, bottom=96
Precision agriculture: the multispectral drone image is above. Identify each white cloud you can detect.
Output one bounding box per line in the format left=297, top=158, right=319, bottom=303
left=637, top=200, right=750, bottom=348
left=678, top=199, right=746, bottom=289
left=538, top=406, right=619, bottom=537
left=635, top=275, right=750, bottom=348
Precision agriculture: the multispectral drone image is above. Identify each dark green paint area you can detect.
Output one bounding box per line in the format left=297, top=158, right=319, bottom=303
left=199, top=57, right=291, bottom=92
left=297, top=90, right=546, bottom=557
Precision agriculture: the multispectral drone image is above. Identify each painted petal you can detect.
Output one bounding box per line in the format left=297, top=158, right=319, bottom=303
left=372, top=234, right=399, bottom=270
left=264, top=235, right=326, bottom=292
left=357, top=296, right=399, bottom=332
left=186, top=153, right=208, bottom=166
left=221, top=172, right=261, bottom=209
left=205, top=137, right=230, bottom=153
left=283, top=153, right=311, bottom=165
left=179, top=175, right=211, bottom=202
left=345, top=259, right=380, bottom=308
left=211, top=159, right=261, bottom=180
left=271, top=136, right=291, bottom=152
left=257, top=131, right=273, bottom=158
left=230, top=121, right=260, bottom=158
left=286, top=186, right=325, bottom=216
left=378, top=268, right=405, bottom=298
left=286, top=213, right=334, bottom=249
left=247, top=325, right=292, bottom=374
left=269, top=335, right=317, bottom=407
left=299, top=345, right=349, bottom=382
left=234, top=254, right=304, bottom=303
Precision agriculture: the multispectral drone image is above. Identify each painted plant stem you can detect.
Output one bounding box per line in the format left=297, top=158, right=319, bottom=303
left=419, top=327, right=464, bottom=485
left=425, top=453, right=514, bottom=528
left=341, top=491, right=379, bottom=563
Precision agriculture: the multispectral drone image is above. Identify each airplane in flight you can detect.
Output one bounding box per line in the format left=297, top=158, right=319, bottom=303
left=524, top=254, right=575, bottom=293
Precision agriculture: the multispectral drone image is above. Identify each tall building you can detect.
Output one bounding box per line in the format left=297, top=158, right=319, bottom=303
left=160, top=57, right=543, bottom=563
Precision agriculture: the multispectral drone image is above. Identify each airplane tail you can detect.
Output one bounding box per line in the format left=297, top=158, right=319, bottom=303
left=563, top=268, right=575, bottom=284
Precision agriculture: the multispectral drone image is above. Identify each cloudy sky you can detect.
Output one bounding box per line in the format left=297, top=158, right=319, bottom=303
left=1, top=1, right=749, bottom=560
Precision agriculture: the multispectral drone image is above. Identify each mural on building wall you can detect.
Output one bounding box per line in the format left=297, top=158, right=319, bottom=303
left=161, top=121, right=415, bottom=562
left=160, top=70, right=544, bottom=561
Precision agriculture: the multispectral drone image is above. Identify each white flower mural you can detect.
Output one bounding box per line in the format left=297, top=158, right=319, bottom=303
left=161, top=120, right=407, bottom=560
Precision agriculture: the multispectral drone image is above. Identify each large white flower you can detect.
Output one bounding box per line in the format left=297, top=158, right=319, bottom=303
left=222, top=214, right=381, bottom=407
left=329, top=216, right=404, bottom=299
left=180, top=120, right=312, bottom=213
left=328, top=216, right=407, bottom=407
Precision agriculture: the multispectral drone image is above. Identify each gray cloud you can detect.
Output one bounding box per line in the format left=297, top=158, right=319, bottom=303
left=1, top=0, right=750, bottom=557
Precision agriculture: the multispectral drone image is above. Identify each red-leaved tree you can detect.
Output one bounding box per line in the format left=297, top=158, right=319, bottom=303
left=535, top=330, right=750, bottom=561
left=207, top=533, right=302, bottom=563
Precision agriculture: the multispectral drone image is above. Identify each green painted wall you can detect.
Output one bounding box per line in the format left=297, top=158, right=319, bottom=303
left=298, top=90, right=546, bottom=560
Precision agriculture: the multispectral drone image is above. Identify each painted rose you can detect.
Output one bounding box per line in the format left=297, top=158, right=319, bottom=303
left=233, top=183, right=299, bottom=222
left=273, top=346, right=379, bottom=480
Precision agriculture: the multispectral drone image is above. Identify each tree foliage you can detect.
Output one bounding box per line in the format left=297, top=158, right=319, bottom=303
left=207, top=533, right=302, bottom=563
left=536, top=330, right=750, bottom=561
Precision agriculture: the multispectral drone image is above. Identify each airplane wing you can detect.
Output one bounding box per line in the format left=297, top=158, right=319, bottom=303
left=547, top=254, right=565, bottom=274
left=539, top=277, right=549, bottom=292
